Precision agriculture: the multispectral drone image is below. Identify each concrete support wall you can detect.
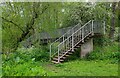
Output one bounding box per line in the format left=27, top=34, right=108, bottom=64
left=80, top=38, right=93, bottom=58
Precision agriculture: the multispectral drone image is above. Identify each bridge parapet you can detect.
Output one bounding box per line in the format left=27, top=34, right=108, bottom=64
left=93, top=20, right=105, bottom=34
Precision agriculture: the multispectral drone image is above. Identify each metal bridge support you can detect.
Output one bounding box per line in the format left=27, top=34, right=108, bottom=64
left=80, top=38, right=93, bottom=58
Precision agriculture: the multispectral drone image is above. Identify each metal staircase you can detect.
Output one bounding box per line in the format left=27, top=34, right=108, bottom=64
left=50, top=20, right=105, bottom=63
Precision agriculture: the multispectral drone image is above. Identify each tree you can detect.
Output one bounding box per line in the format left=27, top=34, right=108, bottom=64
left=118, top=1, right=120, bottom=43
left=1, top=2, right=70, bottom=53
left=2, top=2, right=49, bottom=52
left=109, top=2, right=117, bottom=41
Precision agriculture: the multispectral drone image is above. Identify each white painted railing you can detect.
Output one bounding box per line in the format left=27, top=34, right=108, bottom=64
left=50, top=20, right=93, bottom=62
left=49, top=23, right=81, bottom=60
left=50, top=20, right=105, bottom=62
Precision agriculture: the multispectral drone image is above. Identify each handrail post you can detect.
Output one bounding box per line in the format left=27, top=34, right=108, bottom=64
left=82, top=27, right=84, bottom=42
left=50, top=45, right=51, bottom=61
left=103, top=21, right=105, bottom=34
left=72, top=30, right=74, bottom=52
left=63, top=35, right=64, bottom=50
left=58, top=45, right=60, bottom=63
left=92, top=20, right=94, bottom=35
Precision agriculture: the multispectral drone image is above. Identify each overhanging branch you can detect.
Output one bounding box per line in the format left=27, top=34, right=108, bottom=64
left=1, top=17, right=24, bottom=32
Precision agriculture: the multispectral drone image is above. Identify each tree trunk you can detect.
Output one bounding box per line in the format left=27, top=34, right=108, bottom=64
left=109, top=2, right=117, bottom=42
left=118, top=2, right=120, bottom=42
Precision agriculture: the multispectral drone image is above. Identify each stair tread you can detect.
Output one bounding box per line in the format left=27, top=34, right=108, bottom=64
left=67, top=52, right=73, bottom=54
left=60, top=59, right=64, bottom=61
left=61, top=56, right=66, bottom=59
left=68, top=50, right=71, bottom=52
left=53, top=58, right=64, bottom=61
left=65, top=54, right=70, bottom=56
left=53, top=58, right=58, bottom=60
left=51, top=61, right=59, bottom=64
left=75, top=46, right=80, bottom=48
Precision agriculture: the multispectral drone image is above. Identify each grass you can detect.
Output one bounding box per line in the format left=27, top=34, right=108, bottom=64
left=2, top=59, right=118, bottom=76
left=41, top=60, right=118, bottom=76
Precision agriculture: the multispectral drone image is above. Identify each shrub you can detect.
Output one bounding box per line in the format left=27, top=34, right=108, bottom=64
left=15, top=46, right=49, bottom=62
left=85, top=42, right=119, bottom=63
left=2, top=46, right=49, bottom=76
left=2, top=61, right=47, bottom=76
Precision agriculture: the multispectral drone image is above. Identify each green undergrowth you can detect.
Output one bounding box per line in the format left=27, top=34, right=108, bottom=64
left=3, top=61, right=47, bottom=76
left=86, top=42, right=119, bottom=64
left=2, top=41, right=119, bottom=76
left=2, top=45, right=49, bottom=76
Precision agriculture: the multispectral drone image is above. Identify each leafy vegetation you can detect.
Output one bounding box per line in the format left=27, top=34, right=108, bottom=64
left=2, top=41, right=118, bottom=76
left=1, top=1, right=119, bottom=76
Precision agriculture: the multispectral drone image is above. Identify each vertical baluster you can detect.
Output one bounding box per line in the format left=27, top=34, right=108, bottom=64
left=103, top=21, right=106, bottom=34
left=79, top=29, right=81, bottom=41
left=63, top=35, right=64, bottom=52
left=92, top=20, right=94, bottom=35
left=85, top=23, right=86, bottom=36
left=50, top=45, right=51, bottom=61
left=72, top=30, right=74, bottom=51
left=70, top=36, right=72, bottom=48
left=66, top=38, right=67, bottom=52
left=67, top=38, right=69, bottom=50
left=77, top=31, right=78, bottom=43
left=79, top=29, right=80, bottom=41
left=88, top=24, right=89, bottom=34
left=78, top=30, right=79, bottom=42
left=58, top=45, right=60, bottom=63
left=80, top=29, right=81, bottom=41
left=69, top=38, right=70, bottom=50
left=89, top=23, right=90, bottom=34
left=82, top=27, right=84, bottom=42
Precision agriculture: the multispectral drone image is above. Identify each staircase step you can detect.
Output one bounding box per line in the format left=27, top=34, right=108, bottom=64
left=65, top=54, right=69, bottom=57
left=61, top=56, right=66, bottom=59
left=53, top=57, right=64, bottom=61
left=59, top=59, right=64, bottom=62
left=75, top=46, right=80, bottom=48
left=68, top=50, right=71, bottom=52
left=89, top=34, right=93, bottom=37
left=67, top=52, right=73, bottom=55
left=53, top=57, right=58, bottom=60
left=54, top=56, right=59, bottom=58
left=74, top=47, right=78, bottom=50
left=51, top=60, right=59, bottom=64
left=59, top=54, right=64, bottom=56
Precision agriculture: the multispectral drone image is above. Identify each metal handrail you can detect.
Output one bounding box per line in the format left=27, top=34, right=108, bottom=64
left=50, top=23, right=81, bottom=60
left=50, top=23, right=80, bottom=45
left=57, top=20, right=93, bottom=60
left=58, top=20, right=91, bottom=46
left=50, top=20, right=92, bottom=61
left=50, top=20, right=105, bottom=62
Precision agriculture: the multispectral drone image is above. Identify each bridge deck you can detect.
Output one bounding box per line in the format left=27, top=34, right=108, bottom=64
left=21, top=20, right=105, bottom=47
